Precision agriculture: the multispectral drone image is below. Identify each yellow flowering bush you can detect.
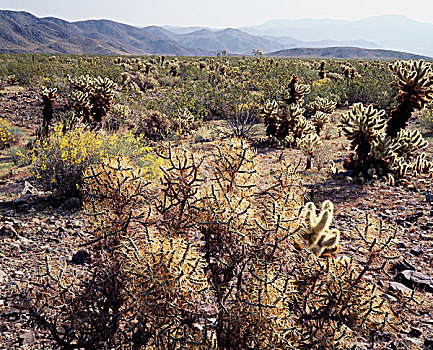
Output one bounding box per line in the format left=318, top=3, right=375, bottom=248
left=0, top=117, right=16, bottom=150
left=28, top=124, right=162, bottom=197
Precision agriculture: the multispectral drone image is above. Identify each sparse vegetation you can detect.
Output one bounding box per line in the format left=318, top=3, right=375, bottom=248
left=0, top=54, right=432, bottom=349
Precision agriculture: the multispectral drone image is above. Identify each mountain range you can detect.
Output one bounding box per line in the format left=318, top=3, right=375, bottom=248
left=241, top=15, right=433, bottom=57
left=267, top=47, right=429, bottom=60
left=0, top=10, right=431, bottom=58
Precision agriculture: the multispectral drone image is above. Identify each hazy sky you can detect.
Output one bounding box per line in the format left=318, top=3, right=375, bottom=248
left=2, top=0, right=433, bottom=27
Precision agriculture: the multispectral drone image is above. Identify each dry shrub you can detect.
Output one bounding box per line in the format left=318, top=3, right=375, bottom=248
left=135, top=110, right=171, bottom=142
left=21, top=139, right=411, bottom=349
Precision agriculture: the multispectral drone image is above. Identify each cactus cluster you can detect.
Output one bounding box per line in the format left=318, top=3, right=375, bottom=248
left=114, top=57, right=158, bottom=75
left=342, top=102, right=432, bottom=178
left=262, top=74, right=315, bottom=147
left=174, top=108, right=195, bottom=136
left=326, top=71, right=345, bottom=81
left=342, top=63, right=360, bottom=78
left=387, top=60, right=433, bottom=137
left=121, top=71, right=156, bottom=92
left=308, top=97, right=337, bottom=135
left=25, top=139, right=408, bottom=348
left=308, top=96, right=337, bottom=115
left=69, top=75, right=117, bottom=128
left=341, top=60, right=433, bottom=179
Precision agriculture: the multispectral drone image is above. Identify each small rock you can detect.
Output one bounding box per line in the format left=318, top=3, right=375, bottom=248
left=395, top=270, right=433, bottom=293
left=13, top=270, right=24, bottom=278
left=421, top=233, right=433, bottom=241
left=60, top=197, right=81, bottom=211
left=403, top=337, right=423, bottom=347
left=18, top=331, right=35, bottom=346
left=396, top=242, right=406, bottom=249
left=2, top=308, right=20, bottom=320
left=382, top=293, right=398, bottom=303
left=350, top=341, right=369, bottom=350
left=420, top=316, right=433, bottom=325
left=389, top=281, right=413, bottom=295
left=0, top=270, right=6, bottom=283
left=390, top=341, right=408, bottom=349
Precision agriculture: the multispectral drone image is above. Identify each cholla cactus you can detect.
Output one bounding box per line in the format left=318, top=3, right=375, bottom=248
left=369, top=135, right=399, bottom=161
left=39, top=86, right=57, bottom=139
left=395, top=129, right=428, bottom=156
left=308, top=97, right=337, bottom=115
left=311, top=111, right=331, bottom=135
left=111, top=104, right=131, bottom=119
left=299, top=133, right=322, bottom=169
left=341, top=103, right=386, bottom=159
left=69, top=75, right=117, bottom=128
left=175, top=108, right=195, bottom=136
left=342, top=64, right=359, bottom=79
left=70, top=90, right=92, bottom=123
left=169, top=62, right=179, bottom=77
left=262, top=75, right=314, bottom=147
left=120, top=72, right=139, bottom=92
left=342, top=102, right=432, bottom=179
left=340, top=60, right=433, bottom=179
left=387, top=60, right=433, bottom=136
left=318, top=61, right=326, bottom=79
left=26, top=139, right=409, bottom=349
left=298, top=200, right=341, bottom=256
left=121, top=72, right=155, bottom=92
left=277, top=75, right=310, bottom=105
left=327, top=159, right=339, bottom=175
left=412, top=152, right=433, bottom=174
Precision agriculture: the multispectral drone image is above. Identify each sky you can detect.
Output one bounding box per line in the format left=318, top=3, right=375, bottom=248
left=1, top=0, right=433, bottom=27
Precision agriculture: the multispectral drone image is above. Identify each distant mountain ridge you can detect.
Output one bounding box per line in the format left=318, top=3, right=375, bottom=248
left=0, top=10, right=430, bottom=58
left=241, top=15, right=433, bottom=57
left=267, top=47, right=430, bottom=60
left=0, top=10, right=207, bottom=55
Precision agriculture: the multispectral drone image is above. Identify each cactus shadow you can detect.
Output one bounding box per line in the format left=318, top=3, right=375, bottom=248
left=307, top=178, right=370, bottom=208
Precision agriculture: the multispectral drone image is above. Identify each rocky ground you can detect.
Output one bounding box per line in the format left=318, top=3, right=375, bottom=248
left=0, top=87, right=432, bottom=349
